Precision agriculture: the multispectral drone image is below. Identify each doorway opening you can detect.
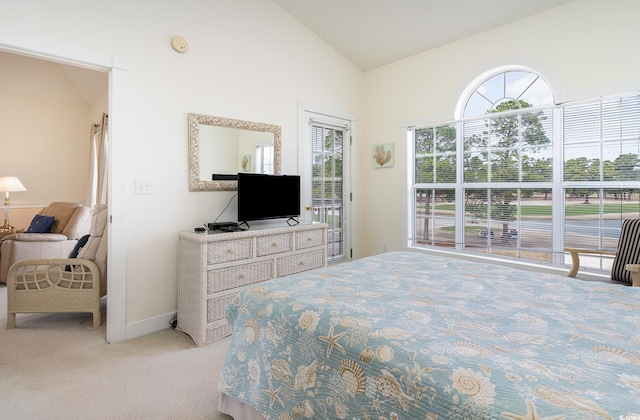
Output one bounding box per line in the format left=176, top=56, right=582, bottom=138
left=0, top=29, right=127, bottom=343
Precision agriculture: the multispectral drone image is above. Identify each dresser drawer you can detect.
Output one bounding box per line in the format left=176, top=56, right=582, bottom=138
left=207, top=260, right=274, bottom=293
left=295, top=228, right=326, bottom=249
left=256, top=233, right=293, bottom=256
left=206, top=322, right=233, bottom=344
left=277, top=249, right=325, bottom=277
left=207, top=290, right=239, bottom=322
left=207, top=238, right=253, bottom=264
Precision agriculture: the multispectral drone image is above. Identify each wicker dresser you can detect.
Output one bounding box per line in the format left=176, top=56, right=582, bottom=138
left=177, top=223, right=328, bottom=346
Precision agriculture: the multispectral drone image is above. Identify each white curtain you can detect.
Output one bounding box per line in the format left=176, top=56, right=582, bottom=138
left=89, top=113, right=108, bottom=207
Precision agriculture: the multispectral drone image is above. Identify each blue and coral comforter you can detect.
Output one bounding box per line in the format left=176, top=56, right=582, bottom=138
left=219, top=251, right=640, bottom=419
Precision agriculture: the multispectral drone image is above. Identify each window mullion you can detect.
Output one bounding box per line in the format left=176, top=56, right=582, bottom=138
left=455, top=121, right=465, bottom=250
left=552, top=107, right=565, bottom=266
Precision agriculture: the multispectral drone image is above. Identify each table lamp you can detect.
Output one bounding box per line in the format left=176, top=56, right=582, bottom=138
left=0, top=176, right=27, bottom=233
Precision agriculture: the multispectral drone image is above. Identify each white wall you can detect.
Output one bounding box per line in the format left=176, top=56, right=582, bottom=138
left=358, top=0, right=640, bottom=257
left=0, top=52, right=95, bottom=212
left=0, top=0, right=363, bottom=334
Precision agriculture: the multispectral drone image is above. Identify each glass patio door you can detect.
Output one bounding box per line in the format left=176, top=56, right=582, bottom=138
left=300, top=109, right=352, bottom=263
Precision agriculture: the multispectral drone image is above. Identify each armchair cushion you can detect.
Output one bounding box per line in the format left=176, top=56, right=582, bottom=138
left=25, top=214, right=55, bottom=233
left=611, top=218, right=640, bottom=285
left=77, top=205, right=108, bottom=295
left=37, top=202, right=91, bottom=240
left=3, top=233, right=68, bottom=242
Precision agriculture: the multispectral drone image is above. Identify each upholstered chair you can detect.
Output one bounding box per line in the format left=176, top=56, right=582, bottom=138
left=0, top=202, right=91, bottom=284
left=6, top=204, right=107, bottom=328
left=565, top=218, right=640, bottom=286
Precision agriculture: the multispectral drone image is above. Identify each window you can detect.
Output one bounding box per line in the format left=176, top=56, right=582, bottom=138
left=409, top=69, right=640, bottom=274
left=255, top=144, right=274, bottom=174
left=311, top=123, right=346, bottom=261
left=463, top=70, right=554, bottom=118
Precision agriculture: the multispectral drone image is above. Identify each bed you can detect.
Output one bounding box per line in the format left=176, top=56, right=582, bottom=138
left=218, top=251, right=640, bottom=419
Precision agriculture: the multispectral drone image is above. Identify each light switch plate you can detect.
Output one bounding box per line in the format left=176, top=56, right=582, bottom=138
left=135, top=178, right=153, bottom=194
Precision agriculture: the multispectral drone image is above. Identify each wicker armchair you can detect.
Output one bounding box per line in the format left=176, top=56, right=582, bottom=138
left=6, top=204, right=107, bottom=328
left=565, top=218, right=640, bottom=286
left=0, top=202, right=91, bottom=284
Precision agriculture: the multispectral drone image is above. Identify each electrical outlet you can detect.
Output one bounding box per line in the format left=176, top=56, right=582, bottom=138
left=135, top=178, right=153, bottom=194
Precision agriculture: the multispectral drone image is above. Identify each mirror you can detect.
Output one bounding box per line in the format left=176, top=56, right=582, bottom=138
left=188, top=113, right=281, bottom=191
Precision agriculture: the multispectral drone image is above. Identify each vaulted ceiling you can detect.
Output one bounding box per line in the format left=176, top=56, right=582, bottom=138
left=273, top=0, right=576, bottom=71
left=6, top=1, right=577, bottom=102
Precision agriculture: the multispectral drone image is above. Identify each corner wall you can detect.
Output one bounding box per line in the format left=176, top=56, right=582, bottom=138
left=0, top=52, right=98, bottom=211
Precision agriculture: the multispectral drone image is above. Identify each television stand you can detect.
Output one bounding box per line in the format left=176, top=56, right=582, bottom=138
left=177, top=223, right=328, bottom=346
left=286, top=217, right=299, bottom=226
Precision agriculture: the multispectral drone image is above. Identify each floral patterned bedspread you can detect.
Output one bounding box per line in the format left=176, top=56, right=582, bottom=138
left=219, top=251, right=640, bottom=419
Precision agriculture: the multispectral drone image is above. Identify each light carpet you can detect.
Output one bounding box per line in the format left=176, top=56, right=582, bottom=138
left=0, top=284, right=234, bottom=420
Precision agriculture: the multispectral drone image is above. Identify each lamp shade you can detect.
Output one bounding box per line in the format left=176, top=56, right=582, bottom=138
left=0, top=176, right=27, bottom=192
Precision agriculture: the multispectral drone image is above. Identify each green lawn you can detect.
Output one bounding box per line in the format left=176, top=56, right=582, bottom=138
left=434, top=202, right=638, bottom=216
left=564, top=203, right=639, bottom=216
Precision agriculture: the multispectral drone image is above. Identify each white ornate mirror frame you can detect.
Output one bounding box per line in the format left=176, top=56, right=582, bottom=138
left=188, top=113, right=282, bottom=191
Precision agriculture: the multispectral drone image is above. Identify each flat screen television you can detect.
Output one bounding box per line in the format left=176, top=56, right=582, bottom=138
left=237, top=173, right=301, bottom=225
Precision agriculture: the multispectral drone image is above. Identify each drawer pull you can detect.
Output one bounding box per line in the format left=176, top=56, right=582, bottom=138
left=271, top=242, right=277, bottom=247
left=298, top=261, right=305, bottom=266
left=226, top=249, right=232, bottom=254
left=237, top=274, right=245, bottom=280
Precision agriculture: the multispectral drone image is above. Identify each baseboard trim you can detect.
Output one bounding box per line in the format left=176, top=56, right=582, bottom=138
left=124, top=311, right=176, bottom=341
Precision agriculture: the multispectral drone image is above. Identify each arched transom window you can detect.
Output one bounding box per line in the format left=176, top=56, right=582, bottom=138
left=464, top=70, right=554, bottom=118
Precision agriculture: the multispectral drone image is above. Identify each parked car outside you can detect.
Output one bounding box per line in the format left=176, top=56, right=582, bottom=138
left=504, top=228, right=518, bottom=239
left=477, top=228, right=494, bottom=238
